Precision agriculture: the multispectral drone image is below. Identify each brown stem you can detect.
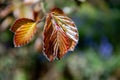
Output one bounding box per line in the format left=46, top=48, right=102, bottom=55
left=36, top=16, right=46, bottom=24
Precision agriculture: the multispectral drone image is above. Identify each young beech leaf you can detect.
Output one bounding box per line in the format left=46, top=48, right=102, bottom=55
left=43, top=8, right=79, bottom=61
left=10, top=18, right=35, bottom=33
left=10, top=18, right=37, bottom=47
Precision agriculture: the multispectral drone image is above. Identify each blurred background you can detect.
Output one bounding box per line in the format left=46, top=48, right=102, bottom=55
left=0, top=0, right=120, bottom=80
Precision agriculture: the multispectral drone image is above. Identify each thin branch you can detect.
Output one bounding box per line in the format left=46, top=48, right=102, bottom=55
left=40, top=2, right=47, bottom=15
left=36, top=16, right=46, bottom=24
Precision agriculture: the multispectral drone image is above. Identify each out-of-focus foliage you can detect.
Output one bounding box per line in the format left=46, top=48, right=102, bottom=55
left=0, top=0, right=120, bottom=80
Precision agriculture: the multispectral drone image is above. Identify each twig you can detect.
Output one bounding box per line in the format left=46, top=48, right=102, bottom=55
left=40, top=2, right=47, bottom=15
left=36, top=16, right=46, bottom=24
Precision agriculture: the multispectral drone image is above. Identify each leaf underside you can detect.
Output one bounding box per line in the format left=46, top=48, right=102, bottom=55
left=43, top=8, right=78, bottom=61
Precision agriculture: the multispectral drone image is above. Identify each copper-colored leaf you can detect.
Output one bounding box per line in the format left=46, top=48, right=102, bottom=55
left=10, top=18, right=35, bottom=33
left=12, top=19, right=37, bottom=47
left=43, top=8, right=78, bottom=61
left=50, top=8, right=64, bottom=15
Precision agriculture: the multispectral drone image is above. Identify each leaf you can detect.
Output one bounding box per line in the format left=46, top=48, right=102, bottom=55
left=10, top=18, right=37, bottom=47
left=10, top=18, right=35, bottom=33
left=43, top=8, right=78, bottom=61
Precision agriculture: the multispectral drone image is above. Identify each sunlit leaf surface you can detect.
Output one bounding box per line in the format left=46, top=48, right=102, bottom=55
left=10, top=18, right=35, bottom=33
left=10, top=18, right=37, bottom=47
